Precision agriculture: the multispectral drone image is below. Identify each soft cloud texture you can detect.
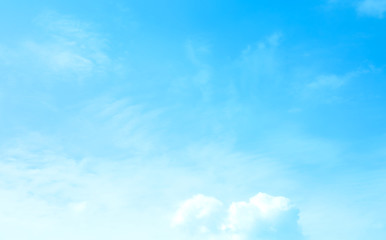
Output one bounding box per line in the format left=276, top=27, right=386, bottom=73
left=1, top=2, right=386, bottom=240
left=172, top=193, right=304, bottom=240
left=307, top=74, right=347, bottom=89
left=171, top=194, right=224, bottom=233
left=357, top=0, right=386, bottom=18
left=0, top=11, right=113, bottom=84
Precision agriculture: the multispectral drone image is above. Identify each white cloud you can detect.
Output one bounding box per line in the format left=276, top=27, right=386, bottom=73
left=171, top=194, right=224, bottom=233
left=172, top=193, right=304, bottom=240
left=357, top=0, right=386, bottom=18
left=225, top=193, right=291, bottom=229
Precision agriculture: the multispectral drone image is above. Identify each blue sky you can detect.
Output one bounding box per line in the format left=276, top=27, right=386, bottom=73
left=1, top=0, right=386, bottom=239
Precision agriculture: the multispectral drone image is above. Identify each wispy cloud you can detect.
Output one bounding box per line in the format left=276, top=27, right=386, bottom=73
left=1, top=4, right=386, bottom=239
left=307, top=74, right=347, bottom=89
left=0, top=11, right=114, bottom=83
left=238, top=32, right=283, bottom=81
left=298, top=67, right=373, bottom=104
left=357, top=0, right=386, bottom=18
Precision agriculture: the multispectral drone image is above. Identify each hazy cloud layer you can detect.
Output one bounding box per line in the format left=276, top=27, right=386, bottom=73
left=357, top=0, right=386, bottom=18
left=1, top=2, right=386, bottom=240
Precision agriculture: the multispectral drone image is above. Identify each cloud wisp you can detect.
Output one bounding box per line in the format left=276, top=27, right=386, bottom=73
left=0, top=11, right=114, bottom=84
left=357, top=0, right=386, bottom=18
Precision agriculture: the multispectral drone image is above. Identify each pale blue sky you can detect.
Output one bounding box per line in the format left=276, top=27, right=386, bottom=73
left=1, top=1, right=386, bottom=239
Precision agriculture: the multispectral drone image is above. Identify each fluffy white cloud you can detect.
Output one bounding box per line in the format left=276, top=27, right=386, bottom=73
left=357, top=0, right=386, bottom=18
left=171, top=194, right=224, bottom=234
left=172, top=193, right=304, bottom=240
left=225, top=193, right=291, bottom=229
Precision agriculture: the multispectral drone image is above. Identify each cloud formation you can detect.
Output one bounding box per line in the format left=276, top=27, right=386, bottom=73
left=0, top=11, right=113, bottom=84
left=357, top=0, right=386, bottom=18
left=171, top=194, right=224, bottom=234
left=172, top=193, right=304, bottom=240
